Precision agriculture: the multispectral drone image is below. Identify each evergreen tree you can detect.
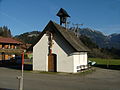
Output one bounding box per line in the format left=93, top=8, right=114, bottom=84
left=0, top=26, right=12, bottom=37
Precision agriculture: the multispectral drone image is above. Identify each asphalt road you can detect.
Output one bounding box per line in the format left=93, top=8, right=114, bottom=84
left=0, top=67, right=120, bottom=90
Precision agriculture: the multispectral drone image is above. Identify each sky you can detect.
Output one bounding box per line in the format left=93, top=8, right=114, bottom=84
left=0, top=0, right=120, bottom=36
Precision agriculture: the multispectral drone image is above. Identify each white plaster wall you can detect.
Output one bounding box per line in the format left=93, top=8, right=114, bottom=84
left=51, top=31, right=75, bottom=73
left=79, top=52, right=88, bottom=65
left=73, top=54, right=80, bottom=73
left=33, top=32, right=74, bottom=73
left=33, top=34, right=48, bottom=71
left=73, top=52, right=88, bottom=73
left=52, top=39, right=74, bottom=73
left=33, top=32, right=88, bottom=73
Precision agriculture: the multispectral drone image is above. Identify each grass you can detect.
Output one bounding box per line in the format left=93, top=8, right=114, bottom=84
left=32, top=70, right=65, bottom=74
left=89, top=58, right=120, bottom=65
left=30, top=68, right=96, bottom=76
left=89, top=58, right=120, bottom=70
left=24, top=58, right=120, bottom=65
left=24, top=62, right=32, bottom=64
left=24, top=58, right=120, bottom=74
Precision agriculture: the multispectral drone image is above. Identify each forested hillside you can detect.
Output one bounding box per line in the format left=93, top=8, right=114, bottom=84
left=14, top=31, right=41, bottom=44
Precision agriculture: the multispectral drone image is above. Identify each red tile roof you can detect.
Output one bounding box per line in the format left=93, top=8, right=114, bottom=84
left=0, top=37, right=22, bottom=44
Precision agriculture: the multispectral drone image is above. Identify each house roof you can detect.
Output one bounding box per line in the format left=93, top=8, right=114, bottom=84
left=29, top=21, right=89, bottom=52
left=0, top=37, right=22, bottom=44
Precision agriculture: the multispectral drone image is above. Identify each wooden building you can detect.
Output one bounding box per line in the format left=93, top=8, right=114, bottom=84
left=0, top=37, right=23, bottom=61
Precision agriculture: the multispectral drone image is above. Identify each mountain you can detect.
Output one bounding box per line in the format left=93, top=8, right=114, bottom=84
left=78, top=28, right=107, bottom=48
left=15, top=28, right=120, bottom=49
left=14, top=31, right=41, bottom=44
left=15, top=29, right=120, bottom=58
left=71, top=28, right=120, bottom=49
left=107, top=33, right=120, bottom=49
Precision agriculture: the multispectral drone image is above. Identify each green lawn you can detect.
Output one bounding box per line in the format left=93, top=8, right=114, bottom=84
left=89, top=58, right=120, bottom=65
left=24, top=62, right=32, bottom=64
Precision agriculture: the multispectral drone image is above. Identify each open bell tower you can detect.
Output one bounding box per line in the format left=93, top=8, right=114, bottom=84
left=56, top=8, right=70, bottom=28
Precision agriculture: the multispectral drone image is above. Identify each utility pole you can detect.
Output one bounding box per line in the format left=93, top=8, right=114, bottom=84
left=17, top=51, right=24, bottom=90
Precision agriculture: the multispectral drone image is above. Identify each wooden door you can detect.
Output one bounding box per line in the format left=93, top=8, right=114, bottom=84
left=48, top=54, right=57, bottom=72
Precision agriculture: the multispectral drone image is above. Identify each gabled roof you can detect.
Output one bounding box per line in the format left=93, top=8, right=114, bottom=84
left=0, top=37, right=22, bottom=44
left=30, top=21, right=89, bottom=52
left=56, top=8, right=70, bottom=17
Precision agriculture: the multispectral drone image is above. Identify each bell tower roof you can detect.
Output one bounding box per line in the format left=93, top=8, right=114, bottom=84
left=56, top=8, right=70, bottom=17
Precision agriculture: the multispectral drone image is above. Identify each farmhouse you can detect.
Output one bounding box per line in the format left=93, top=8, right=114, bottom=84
left=0, top=37, right=23, bottom=61
left=33, top=20, right=89, bottom=73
